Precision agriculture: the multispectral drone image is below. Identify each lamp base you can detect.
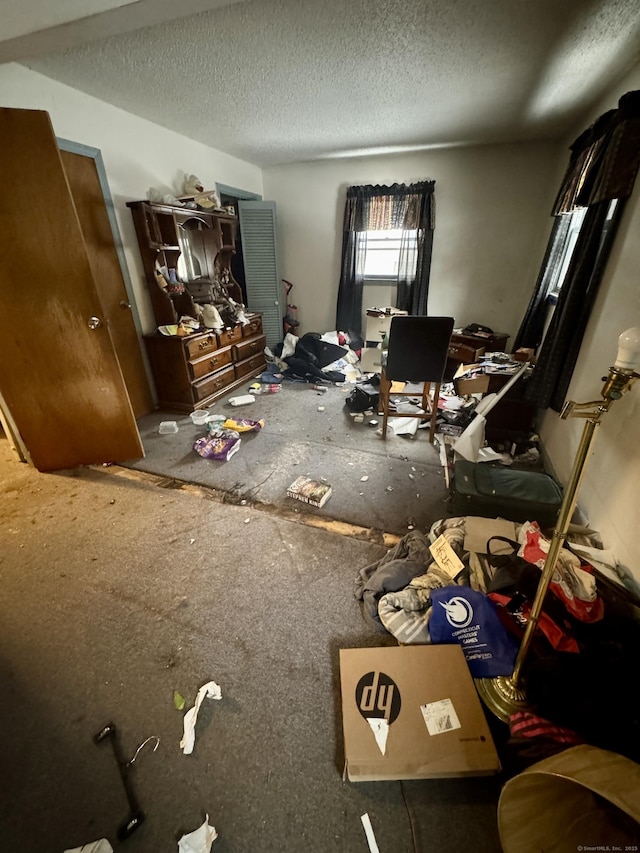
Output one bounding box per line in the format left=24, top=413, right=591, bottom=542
left=475, top=675, right=531, bottom=724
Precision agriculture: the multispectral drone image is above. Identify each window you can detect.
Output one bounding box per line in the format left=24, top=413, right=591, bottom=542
left=546, top=200, right=619, bottom=300
left=363, top=228, right=417, bottom=278
left=546, top=207, right=586, bottom=299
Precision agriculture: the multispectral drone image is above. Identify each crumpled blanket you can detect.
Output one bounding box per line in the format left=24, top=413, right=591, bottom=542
left=354, top=531, right=434, bottom=631
left=355, top=517, right=496, bottom=643
left=284, top=332, right=348, bottom=383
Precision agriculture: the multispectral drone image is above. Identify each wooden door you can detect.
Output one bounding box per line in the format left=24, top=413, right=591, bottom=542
left=0, top=107, right=144, bottom=472
left=60, top=148, right=153, bottom=418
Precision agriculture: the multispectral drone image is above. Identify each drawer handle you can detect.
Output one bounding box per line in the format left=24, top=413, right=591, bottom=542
left=209, top=357, right=219, bottom=368
left=199, top=336, right=215, bottom=350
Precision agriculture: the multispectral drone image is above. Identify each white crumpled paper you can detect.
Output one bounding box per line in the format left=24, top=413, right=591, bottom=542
left=178, top=815, right=218, bottom=853
left=180, top=680, right=223, bottom=755
left=64, top=841, right=113, bottom=853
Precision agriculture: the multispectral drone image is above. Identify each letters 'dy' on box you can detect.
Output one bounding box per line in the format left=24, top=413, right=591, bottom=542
left=339, top=645, right=500, bottom=781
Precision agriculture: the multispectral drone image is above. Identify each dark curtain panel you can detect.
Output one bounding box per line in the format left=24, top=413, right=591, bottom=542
left=525, top=199, right=626, bottom=411
left=335, top=227, right=367, bottom=337
left=520, top=89, right=640, bottom=410
left=336, top=181, right=435, bottom=334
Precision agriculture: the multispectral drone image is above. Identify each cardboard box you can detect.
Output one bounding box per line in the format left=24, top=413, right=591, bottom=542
left=359, top=345, right=383, bottom=373
left=453, top=363, right=490, bottom=395
left=364, top=308, right=407, bottom=343
left=339, top=645, right=501, bottom=781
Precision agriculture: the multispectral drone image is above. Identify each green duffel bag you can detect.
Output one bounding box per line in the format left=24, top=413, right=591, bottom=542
left=450, top=460, right=563, bottom=529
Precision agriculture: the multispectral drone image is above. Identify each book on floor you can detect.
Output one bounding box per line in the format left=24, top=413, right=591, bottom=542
left=286, top=476, right=332, bottom=508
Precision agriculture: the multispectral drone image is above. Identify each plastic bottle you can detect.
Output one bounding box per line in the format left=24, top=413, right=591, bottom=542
left=256, top=384, right=281, bottom=394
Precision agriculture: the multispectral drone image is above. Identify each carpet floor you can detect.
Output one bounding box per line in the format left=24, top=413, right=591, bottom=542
left=123, top=380, right=452, bottom=540
left=0, top=434, right=506, bottom=853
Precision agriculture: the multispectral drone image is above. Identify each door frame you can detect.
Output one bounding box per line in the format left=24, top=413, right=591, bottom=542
left=57, top=137, right=156, bottom=404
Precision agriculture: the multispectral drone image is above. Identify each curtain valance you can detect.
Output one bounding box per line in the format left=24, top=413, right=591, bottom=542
left=343, top=181, right=435, bottom=231
left=553, top=89, right=640, bottom=215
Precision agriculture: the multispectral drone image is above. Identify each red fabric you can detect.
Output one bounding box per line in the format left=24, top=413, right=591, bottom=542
left=488, top=592, right=580, bottom=654
left=509, top=711, right=583, bottom=744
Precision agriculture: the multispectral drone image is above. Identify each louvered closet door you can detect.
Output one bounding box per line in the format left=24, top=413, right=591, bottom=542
left=238, top=200, right=284, bottom=347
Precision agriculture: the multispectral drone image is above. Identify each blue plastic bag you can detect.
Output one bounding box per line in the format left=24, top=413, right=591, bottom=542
left=429, top=586, right=519, bottom=677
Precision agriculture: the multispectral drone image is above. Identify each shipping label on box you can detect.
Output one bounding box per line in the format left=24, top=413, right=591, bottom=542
left=339, top=645, right=501, bottom=781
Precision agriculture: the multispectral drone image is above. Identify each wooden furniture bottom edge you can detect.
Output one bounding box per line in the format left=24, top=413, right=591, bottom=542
left=153, top=366, right=265, bottom=414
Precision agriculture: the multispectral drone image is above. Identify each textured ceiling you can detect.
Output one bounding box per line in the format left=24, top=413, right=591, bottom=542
left=15, top=0, right=640, bottom=166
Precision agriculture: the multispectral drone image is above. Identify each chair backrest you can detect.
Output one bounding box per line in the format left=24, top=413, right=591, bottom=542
left=385, top=316, right=455, bottom=382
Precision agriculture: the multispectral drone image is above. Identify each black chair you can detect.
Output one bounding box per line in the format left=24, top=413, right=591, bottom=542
left=379, top=316, right=455, bottom=442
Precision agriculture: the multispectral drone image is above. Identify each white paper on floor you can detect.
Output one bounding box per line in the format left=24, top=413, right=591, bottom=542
left=180, top=680, right=223, bottom=755
left=64, top=841, right=113, bottom=853
left=367, top=717, right=389, bottom=755
left=361, top=813, right=381, bottom=853
left=178, top=814, right=218, bottom=852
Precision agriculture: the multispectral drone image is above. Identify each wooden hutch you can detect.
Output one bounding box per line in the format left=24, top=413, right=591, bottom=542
left=127, top=199, right=266, bottom=412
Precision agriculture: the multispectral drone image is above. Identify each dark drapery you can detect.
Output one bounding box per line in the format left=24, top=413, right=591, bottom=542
left=335, top=181, right=435, bottom=335
left=519, top=89, right=640, bottom=410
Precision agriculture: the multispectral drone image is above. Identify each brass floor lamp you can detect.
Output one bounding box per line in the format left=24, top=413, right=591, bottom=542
left=476, top=327, right=640, bottom=723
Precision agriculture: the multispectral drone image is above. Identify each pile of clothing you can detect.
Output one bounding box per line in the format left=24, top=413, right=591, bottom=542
left=354, top=515, right=640, bottom=765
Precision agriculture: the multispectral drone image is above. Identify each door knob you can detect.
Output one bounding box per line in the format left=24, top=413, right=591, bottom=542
left=120, top=300, right=132, bottom=309
left=88, top=316, right=103, bottom=330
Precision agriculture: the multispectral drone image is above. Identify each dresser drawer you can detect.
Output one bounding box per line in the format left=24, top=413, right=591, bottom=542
left=185, top=333, right=219, bottom=360
left=218, top=325, right=243, bottom=346
left=233, top=334, right=266, bottom=362
left=242, top=316, right=263, bottom=339
left=193, top=364, right=235, bottom=401
left=448, top=342, right=485, bottom=362
left=189, top=345, right=232, bottom=380
left=235, top=353, right=266, bottom=380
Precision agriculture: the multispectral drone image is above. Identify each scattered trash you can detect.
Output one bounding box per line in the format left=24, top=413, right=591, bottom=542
left=244, top=518, right=251, bottom=524
left=249, top=382, right=281, bottom=395
left=64, top=841, right=113, bottom=853
left=159, top=421, right=179, bottom=434
left=407, top=517, right=416, bottom=530
left=194, top=434, right=241, bottom=462
left=128, top=735, right=160, bottom=765
left=190, top=410, right=209, bottom=425
left=174, top=691, right=186, bottom=711
left=228, top=394, right=255, bottom=406
left=181, top=681, right=223, bottom=755
left=360, top=475, right=369, bottom=482
left=368, top=419, right=378, bottom=427
left=317, top=405, right=326, bottom=412
left=190, top=538, right=196, bottom=544
left=385, top=486, right=394, bottom=492
left=178, top=814, right=218, bottom=853
left=360, top=813, right=380, bottom=853
left=110, top=499, right=116, bottom=504
left=222, top=418, right=264, bottom=432
left=93, top=722, right=157, bottom=840
left=353, top=413, right=364, bottom=423
left=408, top=473, right=415, bottom=480
left=312, top=385, right=328, bottom=393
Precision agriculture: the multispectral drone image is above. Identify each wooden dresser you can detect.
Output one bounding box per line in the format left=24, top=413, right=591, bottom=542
left=144, top=314, right=266, bottom=412
left=445, top=329, right=510, bottom=380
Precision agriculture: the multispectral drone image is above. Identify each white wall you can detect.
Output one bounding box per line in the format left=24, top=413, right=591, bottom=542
left=262, top=141, right=560, bottom=342
left=539, top=64, right=640, bottom=582
left=0, top=63, right=263, bottom=333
